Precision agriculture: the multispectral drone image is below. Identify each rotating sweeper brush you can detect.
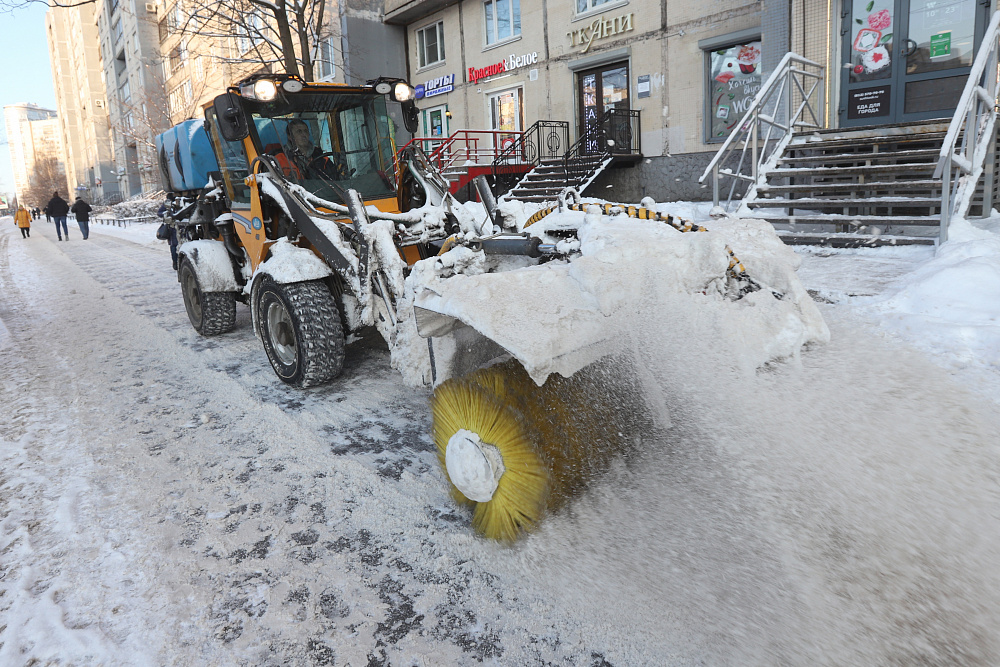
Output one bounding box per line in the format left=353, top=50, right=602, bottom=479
left=432, top=358, right=648, bottom=542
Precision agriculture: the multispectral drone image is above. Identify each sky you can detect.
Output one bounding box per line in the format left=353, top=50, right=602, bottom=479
left=0, top=2, right=57, bottom=196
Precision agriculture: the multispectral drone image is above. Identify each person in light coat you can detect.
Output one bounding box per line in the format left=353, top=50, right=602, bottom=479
left=14, top=205, right=31, bottom=238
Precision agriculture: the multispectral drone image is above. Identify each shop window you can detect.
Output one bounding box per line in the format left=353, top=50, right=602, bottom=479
left=416, top=21, right=446, bottom=68
left=704, top=40, right=761, bottom=142
left=484, top=0, right=520, bottom=46
left=576, top=0, right=614, bottom=15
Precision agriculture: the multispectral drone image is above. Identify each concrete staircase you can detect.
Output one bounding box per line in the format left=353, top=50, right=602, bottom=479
left=503, top=154, right=612, bottom=204
left=743, top=120, right=951, bottom=246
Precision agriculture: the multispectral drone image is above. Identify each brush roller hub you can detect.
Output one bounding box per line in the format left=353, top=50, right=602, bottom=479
left=445, top=429, right=505, bottom=502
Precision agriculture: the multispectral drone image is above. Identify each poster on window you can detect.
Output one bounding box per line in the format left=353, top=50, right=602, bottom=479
left=708, top=42, right=761, bottom=140
left=848, top=0, right=893, bottom=83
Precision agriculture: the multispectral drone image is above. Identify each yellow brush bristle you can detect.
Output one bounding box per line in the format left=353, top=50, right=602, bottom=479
left=432, top=358, right=647, bottom=542
left=431, top=367, right=549, bottom=542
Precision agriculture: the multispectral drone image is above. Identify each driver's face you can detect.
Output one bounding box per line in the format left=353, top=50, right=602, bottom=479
left=289, top=124, right=312, bottom=150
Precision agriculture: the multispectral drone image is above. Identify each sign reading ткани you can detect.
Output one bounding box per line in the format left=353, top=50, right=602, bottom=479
left=568, top=13, right=634, bottom=53
left=468, top=52, right=539, bottom=84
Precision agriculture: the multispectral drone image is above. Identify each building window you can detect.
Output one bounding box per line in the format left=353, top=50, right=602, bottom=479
left=316, top=36, right=336, bottom=80
left=170, top=40, right=188, bottom=72
left=111, top=17, right=123, bottom=45
left=118, top=77, right=131, bottom=102
left=416, top=21, right=445, bottom=68
left=484, top=0, right=520, bottom=46
left=575, top=0, right=614, bottom=14
left=168, top=80, right=193, bottom=117
left=704, top=41, right=761, bottom=142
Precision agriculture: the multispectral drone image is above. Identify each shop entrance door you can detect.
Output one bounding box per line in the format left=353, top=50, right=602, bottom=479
left=488, top=87, right=523, bottom=152
left=421, top=104, right=449, bottom=153
left=577, top=62, right=629, bottom=154
left=840, top=0, right=989, bottom=127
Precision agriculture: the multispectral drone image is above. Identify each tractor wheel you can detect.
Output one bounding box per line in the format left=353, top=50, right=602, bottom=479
left=254, top=277, right=345, bottom=387
left=179, top=256, right=237, bottom=336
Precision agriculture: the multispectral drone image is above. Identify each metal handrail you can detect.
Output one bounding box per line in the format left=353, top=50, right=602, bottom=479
left=933, top=10, right=1000, bottom=243
left=699, top=52, right=825, bottom=212
left=398, top=129, right=525, bottom=172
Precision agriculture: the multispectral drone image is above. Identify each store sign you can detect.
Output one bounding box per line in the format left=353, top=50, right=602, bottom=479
left=415, top=74, right=455, bottom=99
left=416, top=74, right=455, bottom=99
left=847, top=85, right=891, bottom=120
left=467, top=52, right=539, bottom=84
left=567, top=13, right=634, bottom=54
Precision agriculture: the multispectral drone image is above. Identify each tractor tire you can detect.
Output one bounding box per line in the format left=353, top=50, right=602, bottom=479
left=254, top=278, right=345, bottom=387
left=179, top=256, right=237, bottom=336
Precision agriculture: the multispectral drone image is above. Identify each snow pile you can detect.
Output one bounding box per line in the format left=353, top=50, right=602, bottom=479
left=859, top=215, right=1000, bottom=378
left=99, top=192, right=166, bottom=219
left=393, top=207, right=829, bottom=385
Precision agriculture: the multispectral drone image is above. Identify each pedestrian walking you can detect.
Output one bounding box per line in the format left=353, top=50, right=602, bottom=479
left=71, top=196, right=93, bottom=240
left=46, top=191, right=70, bottom=241
left=14, top=205, right=31, bottom=238
left=157, top=192, right=180, bottom=270
left=43, top=204, right=51, bottom=223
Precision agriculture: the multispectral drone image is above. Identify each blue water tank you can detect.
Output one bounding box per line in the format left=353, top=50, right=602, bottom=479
left=155, top=120, right=219, bottom=193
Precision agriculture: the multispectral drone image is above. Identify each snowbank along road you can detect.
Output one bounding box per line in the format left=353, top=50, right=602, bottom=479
left=1, top=220, right=999, bottom=666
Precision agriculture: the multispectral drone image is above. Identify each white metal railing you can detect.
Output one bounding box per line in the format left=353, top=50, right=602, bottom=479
left=699, top=52, right=825, bottom=212
left=933, top=10, right=1000, bottom=243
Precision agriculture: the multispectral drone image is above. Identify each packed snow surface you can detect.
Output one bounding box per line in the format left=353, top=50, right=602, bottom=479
left=1, top=209, right=999, bottom=666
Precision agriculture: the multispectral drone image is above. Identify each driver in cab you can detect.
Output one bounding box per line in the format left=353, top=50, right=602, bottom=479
left=274, top=119, right=349, bottom=181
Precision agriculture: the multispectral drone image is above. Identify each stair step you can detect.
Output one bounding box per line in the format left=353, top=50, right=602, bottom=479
left=786, top=132, right=948, bottom=152
left=768, top=162, right=937, bottom=178
left=758, top=179, right=942, bottom=195
left=776, top=231, right=937, bottom=247
left=778, top=148, right=942, bottom=166
left=748, top=213, right=940, bottom=226
left=800, top=119, right=950, bottom=139
left=748, top=197, right=941, bottom=208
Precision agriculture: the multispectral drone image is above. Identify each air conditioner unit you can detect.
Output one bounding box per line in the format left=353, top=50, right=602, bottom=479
left=145, top=2, right=157, bottom=13
left=95, top=99, right=106, bottom=108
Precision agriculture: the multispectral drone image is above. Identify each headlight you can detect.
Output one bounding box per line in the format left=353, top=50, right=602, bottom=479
left=393, top=82, right=416, bottom=103
left=253, top=79, right=278, bottom=101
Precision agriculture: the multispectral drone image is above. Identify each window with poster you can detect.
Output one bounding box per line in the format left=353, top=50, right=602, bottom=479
left=704, top=40, right=762, bottom=143
left=421, top=104, right=449, bottom=153
left=486, top=86, right=523, bottom=151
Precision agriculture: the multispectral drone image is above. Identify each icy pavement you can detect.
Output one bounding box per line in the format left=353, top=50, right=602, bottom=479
left=1, top=216, right=999, bottom=665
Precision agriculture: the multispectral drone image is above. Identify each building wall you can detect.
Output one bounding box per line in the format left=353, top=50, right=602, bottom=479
left=399, top=0, right=764, bottom=202
left=95, top=0, right=171, bottom=198
left=2, top=105, right=65, bottom=204
left=46, top=4, right=120, bottom=203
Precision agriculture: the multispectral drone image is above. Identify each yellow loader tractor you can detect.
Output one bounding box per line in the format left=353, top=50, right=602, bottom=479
left=157, top=73, right=829, bottom=541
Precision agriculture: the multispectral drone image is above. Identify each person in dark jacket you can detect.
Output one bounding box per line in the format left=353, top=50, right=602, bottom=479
left=46, top=191, right=70, bottom=241
left=157, top=192, right=180, bottom=270
left=70, top=196, right=93, bottom=240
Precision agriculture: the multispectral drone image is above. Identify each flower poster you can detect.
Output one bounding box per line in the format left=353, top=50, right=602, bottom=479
left=708, top=42, right=762, bottom=139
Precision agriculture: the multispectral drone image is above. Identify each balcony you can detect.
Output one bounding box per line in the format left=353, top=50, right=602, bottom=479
left=384, top=0, right=455, bottom=25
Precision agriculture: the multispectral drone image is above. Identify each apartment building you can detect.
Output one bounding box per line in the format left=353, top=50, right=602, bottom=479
left=46, top=4, right=121, bottom=203
left=93, top=0, right=170, bottom=197
left=3, top=104, right=65, bottom=204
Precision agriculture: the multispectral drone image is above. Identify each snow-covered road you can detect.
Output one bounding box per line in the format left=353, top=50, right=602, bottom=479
left=2, top=219, right=999, bottom=666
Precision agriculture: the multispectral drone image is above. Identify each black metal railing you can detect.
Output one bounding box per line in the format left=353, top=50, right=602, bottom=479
left=566, top=108, right=641, bottom=161
left=491, top=120, right=570, bottom=193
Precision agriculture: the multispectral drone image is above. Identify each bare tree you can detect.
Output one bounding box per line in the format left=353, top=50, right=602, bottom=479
left=2, top=0, right=337, bottom=83
left=23, top=156, right=68, bottom=208
left=173, top=0, right=335, bottom=83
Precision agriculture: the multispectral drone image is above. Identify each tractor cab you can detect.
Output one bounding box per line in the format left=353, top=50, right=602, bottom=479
left=205, top=74, right=418, bottom=213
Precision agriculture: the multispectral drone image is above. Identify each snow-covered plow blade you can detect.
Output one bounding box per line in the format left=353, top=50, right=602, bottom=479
left=399, top=199, right=830, bottom=541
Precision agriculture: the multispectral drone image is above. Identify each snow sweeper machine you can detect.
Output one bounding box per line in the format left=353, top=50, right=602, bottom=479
left=156, top=73, right=829, bottom=542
